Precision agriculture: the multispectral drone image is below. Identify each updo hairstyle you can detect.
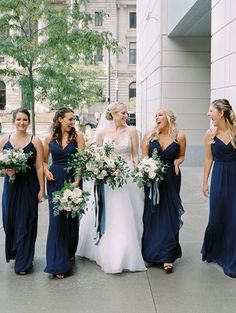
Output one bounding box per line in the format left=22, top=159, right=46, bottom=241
left=105, top=103, right=127, bottom=120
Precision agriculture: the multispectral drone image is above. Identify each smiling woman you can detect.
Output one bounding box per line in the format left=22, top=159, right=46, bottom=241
left=43, top=107, right=85, bottom=279
left=0, top=108, right=45, bottom=275
left=141, top=107, right=186, bottom=273
left=78, top=102, right=146, bottom=274
left=201, top=99, right=236, bottom=277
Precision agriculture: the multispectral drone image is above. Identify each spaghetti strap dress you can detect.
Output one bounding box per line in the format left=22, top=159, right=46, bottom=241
left=201, top=137, right=236, bottom=277
left=2, top=136, right=39, bottom=273
left=44, top=139, right=79, bottom=275
left=142, top=139, right=185, bottom=264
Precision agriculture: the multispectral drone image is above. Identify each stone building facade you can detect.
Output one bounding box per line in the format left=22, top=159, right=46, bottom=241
left=137, top=0, right=212, bottom=165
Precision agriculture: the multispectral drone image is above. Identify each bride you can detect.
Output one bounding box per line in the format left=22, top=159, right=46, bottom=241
left=78, top=102, right=146, bottom=274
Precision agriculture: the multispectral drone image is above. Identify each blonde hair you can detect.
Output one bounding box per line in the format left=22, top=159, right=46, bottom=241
left=147, top=107, right=178, bottom=143
left=209, top=99, right=236, bottom=148
left=105, top=103, right=127, bottom=120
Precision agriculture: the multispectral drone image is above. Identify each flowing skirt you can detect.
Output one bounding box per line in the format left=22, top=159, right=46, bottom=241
left=78, top=179, right=146, bottom=274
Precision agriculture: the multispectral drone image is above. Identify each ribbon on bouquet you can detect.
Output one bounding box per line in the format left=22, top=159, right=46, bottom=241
left=149, top=180, right=160, bottom=213
left=94, top=180, right=106, bottom=245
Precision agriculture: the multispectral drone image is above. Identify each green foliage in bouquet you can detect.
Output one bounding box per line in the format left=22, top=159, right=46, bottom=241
left=51, top=182, right=90, bottom=218
left=67, top=142, right=130, bottom=189
left=132, top=149, right=168, bottom=188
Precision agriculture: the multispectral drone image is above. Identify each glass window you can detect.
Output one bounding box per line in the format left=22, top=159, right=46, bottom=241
left=129, top=82, right=136, bottom=99
left=129, top=12, right=136, bottom=29
left=0, top=81, right=6, bottom=110
left=95, top=47, right=103, bottom=62
left=95, top=12, right=103, bottom=26
left=129, top=42, right=136, bottom=64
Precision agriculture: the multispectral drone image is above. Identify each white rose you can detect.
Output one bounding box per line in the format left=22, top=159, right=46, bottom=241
left=148, top=170, right=156, bottom=179
left=63, top=189, right=73, bottom=198
left=61, top=196, right=68, bottom=203
left=0, top=153, right=9, bottom=162
left=86, top=162, right=95, bottom=171
left=72, top=188, right=82, bottom=198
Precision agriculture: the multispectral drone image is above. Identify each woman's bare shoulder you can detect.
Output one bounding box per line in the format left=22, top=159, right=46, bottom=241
left=0, top=134, right=9, bottom=149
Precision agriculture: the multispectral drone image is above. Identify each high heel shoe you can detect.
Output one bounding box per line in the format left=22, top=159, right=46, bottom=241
left=54, top=273, right=65, bottom=279
left=163, top=263, right=173, bottom=273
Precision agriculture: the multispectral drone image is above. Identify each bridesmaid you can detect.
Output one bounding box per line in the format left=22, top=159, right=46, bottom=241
left=44, top=107, right=85, bottom=279
left=0, top=108, right=45, bottom=275
left=201, top=99, right=236, bottom=277
left=141, top=107, right=186, bottom=273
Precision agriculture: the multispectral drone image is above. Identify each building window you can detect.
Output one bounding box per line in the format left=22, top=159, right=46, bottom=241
left=129, top=12, right=136, bottom=29
left=95, top=12, right=103, bottom=26
left=129, top=42, right=136, bottom=64
left=129, top=82, right=136, bottom=99
left=95, top=48, right=103, bottom=62
left=0, top=81, right=6, bottom=110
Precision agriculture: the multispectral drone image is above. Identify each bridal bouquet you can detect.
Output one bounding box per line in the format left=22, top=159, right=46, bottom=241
left=68, top=142, right=130, bottom=189
left=132, top=149, right=167, bottom=188
left=0, top=145, right=32, bottom=183
left=51, top=182, right=90, bottom=218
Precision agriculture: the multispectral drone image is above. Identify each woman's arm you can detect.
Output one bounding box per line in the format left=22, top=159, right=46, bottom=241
left=76, top=132, right=85, bottom=151
left=0, top=135, right=10, bottom=176
left=95, top=130, right=105, bottom=146
left=43, top=136, right=54, bottom=181
left=174, top=132, right=186, bottom=175
left=73, top=132, right=86, bottom=186
left=128, top=126, right=139, bottom=166
left=33, top=137, right=45, bottom=202
left=203, top=129, right=213, bottom=197
left=0, top=135, right=8, bottom=151
left=141, top=133, right=150, bottom=157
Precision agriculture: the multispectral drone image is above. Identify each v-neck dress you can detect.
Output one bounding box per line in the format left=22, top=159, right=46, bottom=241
left=142, top=139, right=185, bottom=264
left=2, top=138, right=39, bottom=273
left=201, top=137, right=236, bottom=277
left=44, top=139, right=79, bottom=275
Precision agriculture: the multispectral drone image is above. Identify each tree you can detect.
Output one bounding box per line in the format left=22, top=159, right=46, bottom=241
left=40, top=63, right=105, bottom=110
left=0, top=0, right=119, bottom=134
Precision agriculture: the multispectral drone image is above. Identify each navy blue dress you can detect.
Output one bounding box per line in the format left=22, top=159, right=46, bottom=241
left=201, top=137, right=236, bottom=277
left=44, top=140, right=79, bottom=275
left=142, top=139, right=184, bottom=264
left=2, top=137, right=39, bottom=273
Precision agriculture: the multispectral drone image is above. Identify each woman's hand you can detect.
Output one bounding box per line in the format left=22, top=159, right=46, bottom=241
left=44, top=169, right=54, bottom=181
left=6, top=169, right=16, bottom=177
left=203, top=182, right=209, bottom=197
left=38, top=189, right=45, bottom=203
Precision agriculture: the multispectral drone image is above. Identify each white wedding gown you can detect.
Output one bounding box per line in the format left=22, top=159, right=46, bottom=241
left=78, top=133, right=146, bottom=273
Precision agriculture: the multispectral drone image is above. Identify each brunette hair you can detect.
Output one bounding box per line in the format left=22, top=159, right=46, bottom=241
left=12, top=108, right=31, bottom=123
left=51, top=107, right=76, bottom=144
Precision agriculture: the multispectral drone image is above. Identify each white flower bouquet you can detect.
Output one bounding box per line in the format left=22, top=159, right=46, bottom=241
left=51, top=182, right=90, bottom=218
left=68, top=142, right=130, bottom=189
left=0, top=145, right=33, bottom=183
left=132, top=149, right=167, bottom=188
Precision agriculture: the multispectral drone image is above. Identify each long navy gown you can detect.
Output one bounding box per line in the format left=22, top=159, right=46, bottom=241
left=201, top=137, right=236, bottom=277
left=2, top=136, right=39, bottom=273
left=44, top=140, right=79, bottom=275
left=142, top=139, right=185, bottom=264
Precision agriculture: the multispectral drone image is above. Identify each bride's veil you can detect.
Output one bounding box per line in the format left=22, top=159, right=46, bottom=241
left=94, top=109, right=112, bottom=143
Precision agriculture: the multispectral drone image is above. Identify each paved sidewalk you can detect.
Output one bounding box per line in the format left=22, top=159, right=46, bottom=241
left=1, top=168, right=236, bottom=313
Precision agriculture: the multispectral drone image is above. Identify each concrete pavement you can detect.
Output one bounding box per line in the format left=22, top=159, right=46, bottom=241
left=1, top=167, right=236, bottom=313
